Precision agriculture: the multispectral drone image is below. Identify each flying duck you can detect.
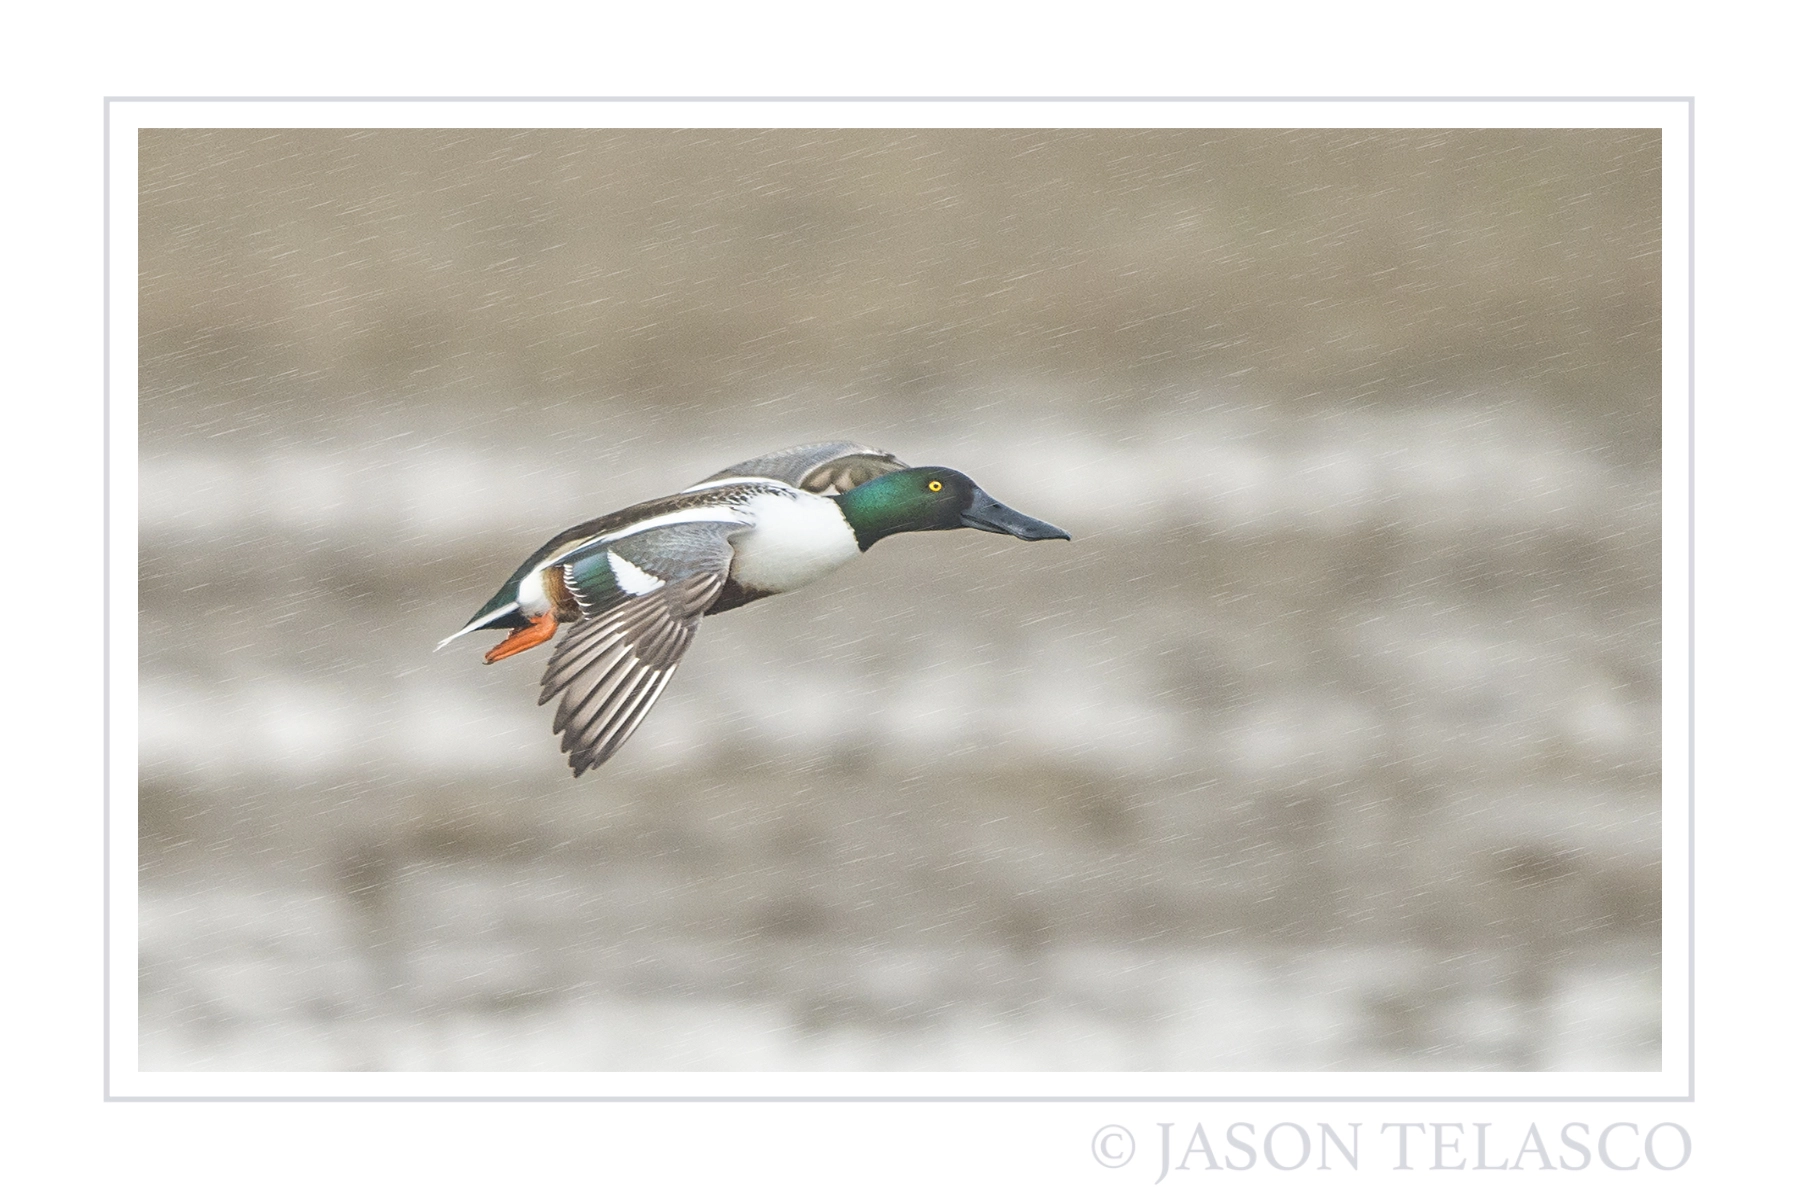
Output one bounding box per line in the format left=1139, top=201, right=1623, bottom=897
left=439, top=442, right=1070, bottom=776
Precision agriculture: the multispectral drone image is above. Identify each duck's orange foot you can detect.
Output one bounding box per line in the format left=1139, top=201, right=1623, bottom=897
left=483, top=611, right=558, bottom=664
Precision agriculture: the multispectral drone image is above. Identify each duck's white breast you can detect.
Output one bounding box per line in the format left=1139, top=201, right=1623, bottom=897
left=727, top=489, right=861, bottom=595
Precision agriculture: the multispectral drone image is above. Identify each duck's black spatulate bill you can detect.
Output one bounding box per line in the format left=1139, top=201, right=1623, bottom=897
left=960, top=488, right=1071, bottom=541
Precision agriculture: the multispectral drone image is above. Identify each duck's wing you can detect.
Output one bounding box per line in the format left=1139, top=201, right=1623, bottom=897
left=537, top=520, right=741, bottom=776
left=695, top=441, right=909, bottom=494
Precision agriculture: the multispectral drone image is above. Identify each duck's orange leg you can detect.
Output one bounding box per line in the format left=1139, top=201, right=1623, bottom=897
left=484, top=611, right=558, bottom=664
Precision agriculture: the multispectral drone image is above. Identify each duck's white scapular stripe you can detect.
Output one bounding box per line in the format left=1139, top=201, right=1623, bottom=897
left=607, top=550, right=664, bottom=595
left=680, top=475, right=784, bottom=493
left=544, top=506, right=753, bottom=569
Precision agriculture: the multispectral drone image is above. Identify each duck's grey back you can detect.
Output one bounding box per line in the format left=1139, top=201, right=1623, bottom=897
left=697, top=441, right=909, bottom=494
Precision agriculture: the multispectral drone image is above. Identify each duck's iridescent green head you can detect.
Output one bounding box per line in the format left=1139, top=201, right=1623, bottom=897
left=835, top=466, right=1071, bottom=551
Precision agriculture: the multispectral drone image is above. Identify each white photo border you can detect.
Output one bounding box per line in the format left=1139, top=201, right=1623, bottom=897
left=106, top=96, right=1693, bottom=1102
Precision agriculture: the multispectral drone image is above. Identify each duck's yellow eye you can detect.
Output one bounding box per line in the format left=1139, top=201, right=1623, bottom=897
left=928, top=480, right=943, bottom=492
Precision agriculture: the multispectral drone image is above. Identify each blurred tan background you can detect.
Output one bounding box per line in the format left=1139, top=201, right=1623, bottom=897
left=139, top=128, right=1661, bottom=1071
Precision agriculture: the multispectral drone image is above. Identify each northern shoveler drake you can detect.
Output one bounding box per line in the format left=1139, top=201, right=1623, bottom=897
left=439, top=441, right=1070, bottom=776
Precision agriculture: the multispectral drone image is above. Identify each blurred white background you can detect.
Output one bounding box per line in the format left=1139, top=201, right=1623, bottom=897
left=138, top=128, right=1661, bottom=1070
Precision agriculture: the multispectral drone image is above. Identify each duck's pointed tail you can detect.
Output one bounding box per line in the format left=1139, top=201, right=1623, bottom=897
left=436, top=602, right=522, bottom=652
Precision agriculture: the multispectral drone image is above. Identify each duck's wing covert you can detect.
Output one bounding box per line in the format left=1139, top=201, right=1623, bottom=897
left=697, top=441, right=909, bottom=494
left=538, top=521, right=738, bottom=776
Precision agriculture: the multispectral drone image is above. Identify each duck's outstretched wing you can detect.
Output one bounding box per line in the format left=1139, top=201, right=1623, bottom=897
left=537, top=520, right=739, bottom=776
left=695, top=441, right=909, bottom=494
